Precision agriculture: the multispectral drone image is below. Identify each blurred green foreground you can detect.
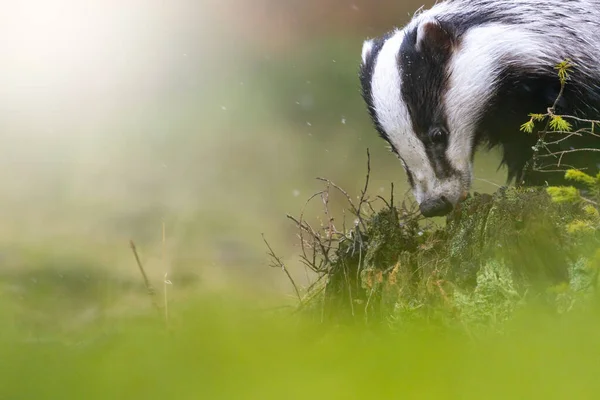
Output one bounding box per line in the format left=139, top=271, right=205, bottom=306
left=2, top=2, right=597, bottom=398
left=1, top=293, right=600, bottom=400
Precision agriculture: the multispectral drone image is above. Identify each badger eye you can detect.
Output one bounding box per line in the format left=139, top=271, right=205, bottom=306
left=429, top=127, right=448, bottom=144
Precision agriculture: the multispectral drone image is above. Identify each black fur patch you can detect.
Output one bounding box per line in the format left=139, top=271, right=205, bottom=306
left=476, top=64, right=600, bottom=184
left=399, top=21, right=459, bottom=180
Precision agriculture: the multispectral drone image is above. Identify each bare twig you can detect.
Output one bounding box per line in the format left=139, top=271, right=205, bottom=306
left=262, top=234, right=302, bottom=302
left=297, top=191, right=326, bottom=260
left=549, top=113, right=599, bottom=125
left=286, top=214, right=332, bottom=268
left=376, top=195, right=391, bottom=209
left=341, top=259, right=355, bottom=317
left=316, top=177, right=364, bottom=226
left=549, top=80, right=566, bottom=114
left=164, top=273, right=172, bottom=324
left=536, top=148, right=600, bottom=159
left=129, top=240, right=160, bottom=311
left=475, top=178, right=503, bottom=189
left=358, top=149, right=372, bottom=213
left=578, top=196, right=600, bottom=206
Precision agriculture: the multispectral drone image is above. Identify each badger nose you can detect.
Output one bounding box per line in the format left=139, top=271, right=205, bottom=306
left=419, top=196, right=453, bottom=217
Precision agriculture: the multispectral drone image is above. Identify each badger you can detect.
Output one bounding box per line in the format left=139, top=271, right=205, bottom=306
left=360, top=0, right=600, bottom=217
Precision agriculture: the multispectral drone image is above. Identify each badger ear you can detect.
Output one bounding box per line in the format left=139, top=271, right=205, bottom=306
left=415, top=18, right=454, bottom=53
left=361, top=39, right=374, bottom=64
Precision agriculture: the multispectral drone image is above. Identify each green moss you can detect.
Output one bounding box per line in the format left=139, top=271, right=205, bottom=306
left=303, top=186, right=599, bottom=330
left=453, top=259, right=522, bottom=332
left=547, top=186, right=580, bottom=203
left=363, top=207, right=418, bottom=270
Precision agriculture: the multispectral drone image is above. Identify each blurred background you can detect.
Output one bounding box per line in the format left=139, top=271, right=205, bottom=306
left=0, top=0, right=505, bottom=301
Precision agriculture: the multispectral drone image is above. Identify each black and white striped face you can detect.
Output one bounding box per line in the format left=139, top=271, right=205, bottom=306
left=360, top=19, right=476, bottom=217
left=359, top=0, right=600, bottom=217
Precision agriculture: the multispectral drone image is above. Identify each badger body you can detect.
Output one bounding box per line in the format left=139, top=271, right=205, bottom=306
left=360, top=0, right=600, bottom=217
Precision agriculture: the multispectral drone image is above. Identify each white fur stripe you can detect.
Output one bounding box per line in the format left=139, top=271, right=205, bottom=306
left=370, top=30, right=436, bottom=202
left=445, top=24, right=558, bottom=173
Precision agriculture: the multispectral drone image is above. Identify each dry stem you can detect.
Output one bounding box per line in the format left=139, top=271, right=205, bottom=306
left=129, top=240, right=160, bottom=311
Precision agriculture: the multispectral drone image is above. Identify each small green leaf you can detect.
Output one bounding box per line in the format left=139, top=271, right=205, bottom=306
left=583, top=205, right=600, bottom=219
left=520, top=120, right=535, bottom=133
left=555, top=59, right=573, bottom=85
left=546, top=186, right=579, bottom=203
left=566, top=220, right=595, bottom=235
left=565, top=169, right=596, bottom=188
left=529, top=113, right=546, bottom=122
left=549, top=115, right=572, bottom=132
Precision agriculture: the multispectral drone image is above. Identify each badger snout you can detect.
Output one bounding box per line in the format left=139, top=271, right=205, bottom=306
left=416, top=184, right=470, bottom=218
left=419, top=196, right=454, bottom=217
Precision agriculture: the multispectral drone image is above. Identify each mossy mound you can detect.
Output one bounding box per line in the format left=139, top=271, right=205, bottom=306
left=299, top=186, right=600, bottom=330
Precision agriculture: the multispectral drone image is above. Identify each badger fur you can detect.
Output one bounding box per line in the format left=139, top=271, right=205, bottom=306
left=360, top=0, right=600, bottom=217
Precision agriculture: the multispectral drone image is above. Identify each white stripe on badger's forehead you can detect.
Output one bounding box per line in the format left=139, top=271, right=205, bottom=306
left=370, top=30, right=436, bottom=199
left=444, top=24, right=559, bottom=173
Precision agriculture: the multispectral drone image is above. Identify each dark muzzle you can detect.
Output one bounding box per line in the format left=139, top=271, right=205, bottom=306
left=419, top=196, right=453, bottom=217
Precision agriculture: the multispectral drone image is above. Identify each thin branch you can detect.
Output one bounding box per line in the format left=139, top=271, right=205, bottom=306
left=376, top=195, right=391, bottom=209
left=474, top=178, right=503, bottom=189
left=286, top=214, right=332, bottom=265
left=296, top=190, right=326, bottom=265
left=533, top=167, right=585, bottom=173
left=129, top=240, right=160, bottom=311
left=536, top=148, right=600, bottom=159
left=341, top=258, right=355, bottom=317
left=553, top=113, right=600, bottom=125
left=316, top=177, right=364, bottom=226
left=262, top=234, right=302, bottom=302
left=357, top=148, right=372, bottom=211
left=549, top=80, right=566, bottom=113
left=581, top=196, right=600, bottom=206
left=542, top=132, right=582, bottom=146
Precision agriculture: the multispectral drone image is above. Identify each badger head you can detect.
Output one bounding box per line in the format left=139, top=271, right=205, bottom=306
left=360, top=19, right=480, bottom=217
